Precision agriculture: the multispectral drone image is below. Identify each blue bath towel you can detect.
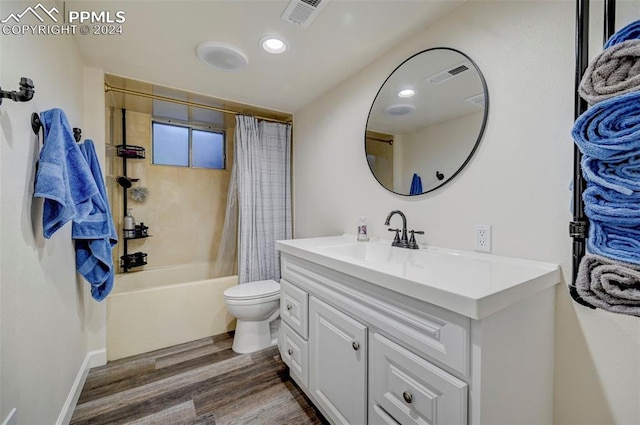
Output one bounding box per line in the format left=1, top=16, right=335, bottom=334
left=583, top=184, right=640, bottom=224
left=73, top=140, right=118, bottom=301
left=572, top=91, right=640, bottom=161
left=410, top=173, right=423, bottom=195
left=582, top=156, right=640, bottom=196
left=605, top=19, right=640, bottom=48
left=588, top=220, right=640, bottom=265
left=34, top=109, right=98, bottom=238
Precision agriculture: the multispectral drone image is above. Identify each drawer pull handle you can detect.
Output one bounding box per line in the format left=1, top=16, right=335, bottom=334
left=352, top=341, right=360, bottom=351
left=403, top=391, right=413, bottom=404
left=287, top=348, right=293, bottom=356
left=286, top=304, right=292, bottom=311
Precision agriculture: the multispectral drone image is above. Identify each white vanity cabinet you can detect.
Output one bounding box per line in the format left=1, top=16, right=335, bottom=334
left=277, top=236, right=560, bottom=425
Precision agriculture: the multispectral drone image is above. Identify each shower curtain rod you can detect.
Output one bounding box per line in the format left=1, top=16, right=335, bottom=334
left=104, top=83, right=292, bottom=125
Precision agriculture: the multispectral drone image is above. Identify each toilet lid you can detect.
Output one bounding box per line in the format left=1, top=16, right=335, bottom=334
left=223, top=280, right=280, bottom=300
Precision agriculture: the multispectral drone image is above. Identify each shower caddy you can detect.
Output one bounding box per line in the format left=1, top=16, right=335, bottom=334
left=118, top=109, right=150, bottom=272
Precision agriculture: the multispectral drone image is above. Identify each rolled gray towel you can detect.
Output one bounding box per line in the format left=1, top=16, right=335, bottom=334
left=579, top=39, right=640, bottom=104
left=576, top=254, right=640, bottom=317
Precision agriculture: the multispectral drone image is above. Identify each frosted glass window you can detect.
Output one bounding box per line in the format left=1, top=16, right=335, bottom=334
left=152, top=122, right=189, bottom=166
left=192, top=130, right=224, bottom=169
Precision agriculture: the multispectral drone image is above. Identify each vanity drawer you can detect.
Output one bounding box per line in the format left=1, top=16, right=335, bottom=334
left=280, top=322, right=309, bottom=387
left=280, top=279, right=308, bottom=339
left=371, top=332, right=467, bottom=425
left=371, top=404, right=401, bottom=425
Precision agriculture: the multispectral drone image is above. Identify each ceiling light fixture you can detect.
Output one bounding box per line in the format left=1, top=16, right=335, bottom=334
left=398, top=89, right=416, bottom=98
left=196, top=41, right=249, bottom=71
left=260, top=36, right=287, bottom=54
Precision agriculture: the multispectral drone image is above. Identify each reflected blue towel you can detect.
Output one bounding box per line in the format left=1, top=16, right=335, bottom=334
left=582, top=156, right=640, bottom=196
left=73, top=140, right=118, bottom=301
left=410, top=173, right=423, bottom=195
left=605, top=20, right=640, bottom=48
left=588, top=220, right=640, bottom=265
left=572, top=91, right=640, bottom=161
left=34, top=109, right=98, bottom=238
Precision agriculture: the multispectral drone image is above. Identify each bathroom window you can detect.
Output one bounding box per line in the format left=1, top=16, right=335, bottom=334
left=152, top=121, right=225, bottom=169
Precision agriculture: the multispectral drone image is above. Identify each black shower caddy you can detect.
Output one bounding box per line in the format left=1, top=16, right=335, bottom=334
left=117, top=109, right=150, bottom=272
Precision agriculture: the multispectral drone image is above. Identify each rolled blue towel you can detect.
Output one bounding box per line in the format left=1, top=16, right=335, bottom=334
left=572, top=91, right=640, bottom=161
left=605, top=19, right=640, bottom=49
left=583, top=184, right=640, bottom=224
left=581, top=156, right=640, bottom=196
left=578, top=40, right=640, bottom=105
left=588, top=220, right=640, bottom=265
left=576, top=254, right=640, bottom=317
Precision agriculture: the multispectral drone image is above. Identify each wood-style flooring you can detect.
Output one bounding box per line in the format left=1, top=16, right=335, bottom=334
left=70, top=333, right=329, bottom=425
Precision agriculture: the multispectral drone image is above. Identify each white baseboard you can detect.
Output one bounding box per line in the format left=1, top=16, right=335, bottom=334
left=56, top=349, right=106, bottom=425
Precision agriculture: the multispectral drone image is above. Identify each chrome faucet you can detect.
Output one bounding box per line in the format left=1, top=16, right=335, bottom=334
left=384, top=210, right=408, bottom=248
left=384, top=210, right=424, bottom=249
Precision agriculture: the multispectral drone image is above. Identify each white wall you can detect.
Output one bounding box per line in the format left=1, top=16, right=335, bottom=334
left=0, top=1, right=106, bottom=423
left=293, top=1, right=640, bottom=424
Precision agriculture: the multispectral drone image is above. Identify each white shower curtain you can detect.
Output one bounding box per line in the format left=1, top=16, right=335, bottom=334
left=230, top=115, right=292, bottom=284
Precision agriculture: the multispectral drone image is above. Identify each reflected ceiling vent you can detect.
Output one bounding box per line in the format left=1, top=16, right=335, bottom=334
left=384, top=104, right=416, bottom=117
left=427, top=61, right=471, bottom=85
left=281, top=0, right=331, bottom=28
left=465, top=93, right=486, bottom=108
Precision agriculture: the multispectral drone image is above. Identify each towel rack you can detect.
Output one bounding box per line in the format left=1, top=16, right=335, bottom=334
left=569, top=0, right=617, bottom=308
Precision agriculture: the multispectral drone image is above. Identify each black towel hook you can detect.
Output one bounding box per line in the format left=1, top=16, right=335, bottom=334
left=0, top=77, right=35, bottom=106
left=73, top=128, right=82, bottom=143
left=31, top=112, right=42, bottom=135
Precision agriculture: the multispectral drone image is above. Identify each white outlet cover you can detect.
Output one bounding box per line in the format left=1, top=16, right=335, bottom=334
left=474, top=224, right=491, bottom=252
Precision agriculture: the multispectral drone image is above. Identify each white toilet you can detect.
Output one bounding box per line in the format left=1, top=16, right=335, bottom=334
left=223, top=279, right=281, bottom=354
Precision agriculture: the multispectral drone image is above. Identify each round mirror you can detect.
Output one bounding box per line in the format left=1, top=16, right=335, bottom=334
left=365, top=48, right=488, bottom=196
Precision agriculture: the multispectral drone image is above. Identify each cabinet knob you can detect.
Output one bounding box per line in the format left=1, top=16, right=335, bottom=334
left=352, top=341, right=360, bottom=351
left=286, top=304, right=292, bottom=311
left=287, top=348, right=293, bottom=356
left=403, top=391, right=413, bottom=404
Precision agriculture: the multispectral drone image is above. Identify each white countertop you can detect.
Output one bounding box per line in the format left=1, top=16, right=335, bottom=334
left=276, top=234, right=561, bottom=320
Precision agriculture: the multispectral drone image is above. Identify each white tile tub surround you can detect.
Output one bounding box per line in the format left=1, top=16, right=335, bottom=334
left=107, top=264, right=237, bottom=360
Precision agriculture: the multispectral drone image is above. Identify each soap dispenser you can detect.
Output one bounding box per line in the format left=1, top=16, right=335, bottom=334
left=357, top=216, right=369, bottom=242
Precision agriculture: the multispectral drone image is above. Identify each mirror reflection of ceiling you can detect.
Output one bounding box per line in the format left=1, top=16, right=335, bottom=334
left=367, top=49, right=485, bottom=135
left=365, top=48, right=488, bottom=196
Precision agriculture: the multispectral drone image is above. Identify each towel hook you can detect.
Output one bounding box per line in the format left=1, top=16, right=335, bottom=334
left=0, top=77, right=35, bottom=106
left=31, top=112, right=42, bottom=135
left=73, top=128, right=82, bottom=143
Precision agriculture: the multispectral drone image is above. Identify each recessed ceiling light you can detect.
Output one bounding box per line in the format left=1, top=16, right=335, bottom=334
left=196, top=41, right=249, bottom=72
left=260, top=36, right=287, bottom=54
left=398, top=89, right=416, bottom=98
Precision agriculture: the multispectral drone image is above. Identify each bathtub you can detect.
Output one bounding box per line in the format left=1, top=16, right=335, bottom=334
left=107, top=263, right=237, bottom=361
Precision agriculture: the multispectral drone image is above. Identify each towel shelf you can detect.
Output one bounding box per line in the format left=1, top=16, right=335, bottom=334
left=116, top=144, right=146, bottom=159
left=123, top=223, right=151, bottom=240
left=120, top=252, right=148, bottom=269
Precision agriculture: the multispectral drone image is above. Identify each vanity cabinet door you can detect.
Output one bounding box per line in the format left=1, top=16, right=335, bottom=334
left=370, top=332, right=467, bottom=425
left=309, top=296, right=367, bottom=425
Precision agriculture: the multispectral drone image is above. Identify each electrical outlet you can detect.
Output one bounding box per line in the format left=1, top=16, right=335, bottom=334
left=474, top=224, right=491, bottom=252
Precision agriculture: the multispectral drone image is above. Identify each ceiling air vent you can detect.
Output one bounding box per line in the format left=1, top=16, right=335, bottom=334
left=281, top=0, right=330, bottom=28
left=427, top=61, right=471, bottom=85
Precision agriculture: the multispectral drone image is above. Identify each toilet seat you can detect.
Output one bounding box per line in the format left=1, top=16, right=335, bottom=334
left=223, top=280, right=280, bottom=301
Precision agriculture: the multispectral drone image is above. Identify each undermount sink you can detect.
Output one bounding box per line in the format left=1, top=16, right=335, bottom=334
left=276, top=234, right=561, bottom=319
